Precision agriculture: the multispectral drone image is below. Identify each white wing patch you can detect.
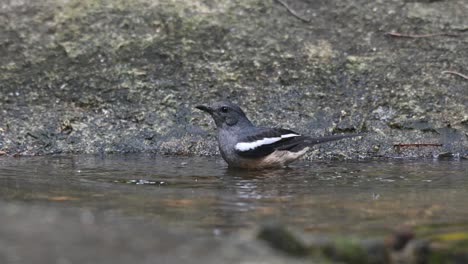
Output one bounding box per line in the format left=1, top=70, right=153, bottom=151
left=235, top=133, right=300, bottom=152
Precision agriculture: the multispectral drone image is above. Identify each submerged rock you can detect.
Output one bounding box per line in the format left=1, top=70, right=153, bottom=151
left=257, top=225, right=309, bottom=257
left=258, top=225, right=468, bottom=264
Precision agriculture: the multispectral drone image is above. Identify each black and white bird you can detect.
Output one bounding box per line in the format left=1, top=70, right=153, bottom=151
left=196, top=101, right=360, bottom=169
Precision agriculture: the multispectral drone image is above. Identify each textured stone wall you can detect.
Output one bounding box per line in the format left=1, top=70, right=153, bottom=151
left=0, top=0, right=467, bottom=158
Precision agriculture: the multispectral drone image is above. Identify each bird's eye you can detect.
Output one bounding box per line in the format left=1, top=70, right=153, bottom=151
left=220, top=106, right=228, bottom=113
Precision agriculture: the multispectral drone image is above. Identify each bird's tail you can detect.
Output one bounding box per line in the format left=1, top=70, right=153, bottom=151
left=304, top=133, right=362, bottom=146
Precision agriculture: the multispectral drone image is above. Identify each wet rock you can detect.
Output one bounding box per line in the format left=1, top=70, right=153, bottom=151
left=404, top=1, right=468, bottom=30
left=0, top=0, right=467, bottom=158
left=390, top=239, right=430, bottom=264
left=258, top=225, right=468, bottom=264
left=257, top=225, right=309, bottom=257
left=435, top=152, right=457, bottom=159
left=386, top=227, right=415, bottom=251
left=257, top=225, right=389, bottom=263
left=388, top=119, right=438, bottom=133
left=360, top=239, right=389, bottom=264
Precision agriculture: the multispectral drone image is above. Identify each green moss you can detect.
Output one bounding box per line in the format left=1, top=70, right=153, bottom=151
left=345, top=55, right=371, bottom=73
left=324, top=238, right=370, bottom=264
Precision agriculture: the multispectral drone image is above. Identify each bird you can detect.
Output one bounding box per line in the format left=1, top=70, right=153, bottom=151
left=196, top=101, right=361, bottom=169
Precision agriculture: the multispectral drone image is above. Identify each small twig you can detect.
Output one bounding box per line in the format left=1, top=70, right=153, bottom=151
left=442, top=70, right=468, bottom=80
left=385, top=32, right=461, bottom=38
left=274, top=0, right=310, bottom=23
left=393, top=143, right=443, bottom=148
left=26, top=132, right=39, bottom=139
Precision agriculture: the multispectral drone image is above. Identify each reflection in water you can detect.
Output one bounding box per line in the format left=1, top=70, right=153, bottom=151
left=0, top=155, right=467, bottom=236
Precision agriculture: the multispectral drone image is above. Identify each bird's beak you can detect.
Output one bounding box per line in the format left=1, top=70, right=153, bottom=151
left=195, top=105, right=213, bottom=114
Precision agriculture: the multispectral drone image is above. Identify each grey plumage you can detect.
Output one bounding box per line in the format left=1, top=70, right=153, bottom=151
left=196, top=101, right=360, bottom=169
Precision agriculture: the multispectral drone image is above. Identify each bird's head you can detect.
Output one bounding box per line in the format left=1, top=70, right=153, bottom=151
left=196, top=101, right=252, bottom=129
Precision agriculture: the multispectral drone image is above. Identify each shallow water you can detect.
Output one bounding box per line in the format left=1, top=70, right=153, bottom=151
left=1, top=155, right=467, bottom=237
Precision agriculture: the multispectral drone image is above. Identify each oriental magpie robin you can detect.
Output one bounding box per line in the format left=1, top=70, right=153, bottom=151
left=196, top=101, right=360, bottom=169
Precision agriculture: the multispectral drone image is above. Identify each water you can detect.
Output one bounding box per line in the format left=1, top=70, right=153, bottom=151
left=1, top=155, right=467, bottom=237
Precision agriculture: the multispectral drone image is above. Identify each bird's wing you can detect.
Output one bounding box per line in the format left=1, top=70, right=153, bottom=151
left=235, top=128, right=362, bottom=158
left=234, top=128, right=305, bottom=158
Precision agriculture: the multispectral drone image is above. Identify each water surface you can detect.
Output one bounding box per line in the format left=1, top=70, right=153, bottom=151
left=1, top=155, right=467, bottom=237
